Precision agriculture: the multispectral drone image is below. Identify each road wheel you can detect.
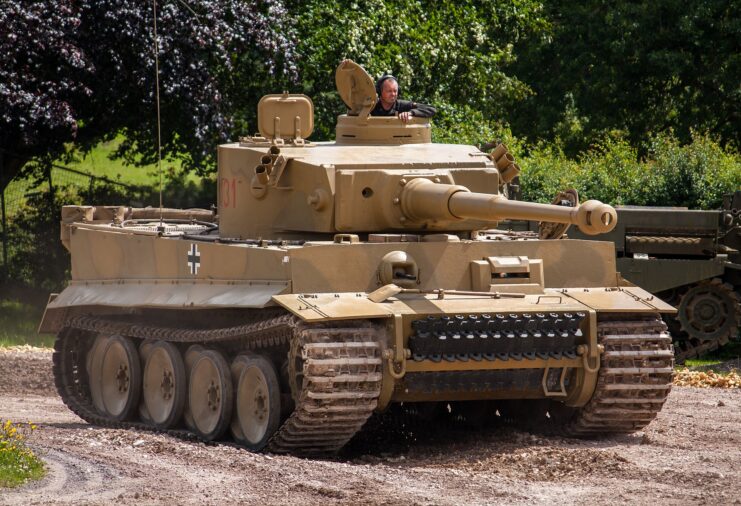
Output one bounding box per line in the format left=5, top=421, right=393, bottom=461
left=100, top=335, right=142, bottom=421
left=231, top=354, right=281, bottom=451
left=143, top=341, right=186, bottom=429
left=87, top=335, right=110, bottom=415
left=188, top=350, right=233, bottom=440
left=182, top=345, right=204, bottom=431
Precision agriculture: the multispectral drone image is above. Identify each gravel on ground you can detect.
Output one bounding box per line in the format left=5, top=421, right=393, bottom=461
left=1, top=347, right=739, bottom=505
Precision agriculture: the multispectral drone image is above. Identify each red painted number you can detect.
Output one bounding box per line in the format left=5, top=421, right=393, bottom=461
left=221, top=177, right=237, bottom=208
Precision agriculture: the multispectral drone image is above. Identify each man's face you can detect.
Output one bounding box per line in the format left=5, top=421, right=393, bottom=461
left=380, top=79, right=398, bottom=108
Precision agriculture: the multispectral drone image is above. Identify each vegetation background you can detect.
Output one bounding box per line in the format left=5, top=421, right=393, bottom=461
left=1, top=0, right=739, bottom=326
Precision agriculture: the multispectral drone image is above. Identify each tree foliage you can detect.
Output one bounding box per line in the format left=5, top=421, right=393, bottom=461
left=285, top=0, right=548, bottom=142
left=0, top=0, right=297, bottom=189
left=508, top=0, right=741, bottom=152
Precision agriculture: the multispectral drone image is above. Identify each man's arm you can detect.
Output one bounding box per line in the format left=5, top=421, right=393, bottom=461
left=397, top=100, right=436, bottom=118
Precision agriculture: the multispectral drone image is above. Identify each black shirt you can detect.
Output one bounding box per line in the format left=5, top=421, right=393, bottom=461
left=370, top=99, right=436, bottom=118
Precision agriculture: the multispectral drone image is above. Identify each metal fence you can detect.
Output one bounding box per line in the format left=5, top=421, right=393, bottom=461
left=0, top=163, right=145, bottom=281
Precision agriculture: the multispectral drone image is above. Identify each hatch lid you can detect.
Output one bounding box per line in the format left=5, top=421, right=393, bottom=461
left=257, top=93, right=314, bottom=141
left=335, top=60, right=377, bottom=118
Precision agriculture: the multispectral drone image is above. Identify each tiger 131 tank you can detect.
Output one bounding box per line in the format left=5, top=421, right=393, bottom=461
left=40, top=60, right=675, bottom=456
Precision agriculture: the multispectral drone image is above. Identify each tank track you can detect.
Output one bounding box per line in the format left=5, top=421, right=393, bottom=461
left=268, top=324, right=383, bottom=454
left=673, top=334, right=731, bottom=365
left=53, top=314, right=383, bottom=456
left=562, top=316, right=674, bottom=435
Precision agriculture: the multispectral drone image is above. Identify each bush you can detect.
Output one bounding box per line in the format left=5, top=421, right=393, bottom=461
left=518, top=131, right=741, bottom=207
left=641, top=132, right=741, bottom=209
left=431, top=102, right=524, bottom=150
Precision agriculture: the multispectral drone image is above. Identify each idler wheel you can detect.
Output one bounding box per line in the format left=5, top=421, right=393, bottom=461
left=99, top=336, right=142, bottom=421
left=188, top=349, right=233, bottom=441
left=143, top=341, right=186, bottom=429
left=230, top=353, right=281, bottom=451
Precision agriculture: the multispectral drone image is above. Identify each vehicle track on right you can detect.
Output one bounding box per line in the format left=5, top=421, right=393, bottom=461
left=564, top=316, right=674, bottom=435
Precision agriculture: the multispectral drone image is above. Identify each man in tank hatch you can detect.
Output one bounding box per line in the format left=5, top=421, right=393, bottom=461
left=370, top=74, right=436, bottom=123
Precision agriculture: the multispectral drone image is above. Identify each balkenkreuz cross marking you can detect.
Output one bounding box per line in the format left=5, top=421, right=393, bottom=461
left=187, top=243, right=201, bottom=275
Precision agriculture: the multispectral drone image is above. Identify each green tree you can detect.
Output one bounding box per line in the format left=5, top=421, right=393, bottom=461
left=509, top=0, right=741, bottom=152
left=285, top=0, right=548, bottom=143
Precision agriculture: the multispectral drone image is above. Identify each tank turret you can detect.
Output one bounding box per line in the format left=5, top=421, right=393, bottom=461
left=217, top=61, right=616, bottom=239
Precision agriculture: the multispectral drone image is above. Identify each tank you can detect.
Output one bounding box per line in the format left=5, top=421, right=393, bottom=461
left=566, top=192, right=741, bottom=363
left=40, top=60, right=675, bottom=455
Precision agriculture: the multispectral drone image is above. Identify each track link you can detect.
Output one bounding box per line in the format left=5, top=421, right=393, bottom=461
left=268, top=324, right=383, bottom=455
left=563, top=316, right=674, bottom=435
left=53, top=315, right=384, bottom=456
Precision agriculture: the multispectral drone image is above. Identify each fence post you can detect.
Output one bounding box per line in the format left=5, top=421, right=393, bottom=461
left=1, top=185, right=7, bottom=282
left=0, top=150, right=7, bottom=282
left=47, top=163, right=54, bottom=194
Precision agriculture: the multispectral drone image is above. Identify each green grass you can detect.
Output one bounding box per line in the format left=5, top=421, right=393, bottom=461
left=4, top=137, right=201, bottom=218
left=684, top=358, right=724, bottom=368
left=0, top=421, right=45, bottom=488
left=684, top=340, right=741, bottom=369
left=0, top=300, right=53, bottom=348
left=64, top=137, right=181, bottom=186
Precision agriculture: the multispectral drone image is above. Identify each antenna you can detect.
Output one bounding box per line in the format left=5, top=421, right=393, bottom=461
left=152, top=0, right=164, bottom=224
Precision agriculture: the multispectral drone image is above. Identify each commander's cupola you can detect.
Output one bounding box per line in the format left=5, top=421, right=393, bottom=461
left=334, top=60, right=432, bottom=145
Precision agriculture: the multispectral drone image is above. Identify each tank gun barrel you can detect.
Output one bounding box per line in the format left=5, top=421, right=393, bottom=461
left=400, top=178, right=617, bottom=235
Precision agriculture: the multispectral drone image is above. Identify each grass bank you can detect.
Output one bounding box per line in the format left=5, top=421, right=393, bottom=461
left=0, top=300, right=52, bottom=348
left=0, top=420, right=45, bottom=488
left=683, top=341, right=741, bottom=371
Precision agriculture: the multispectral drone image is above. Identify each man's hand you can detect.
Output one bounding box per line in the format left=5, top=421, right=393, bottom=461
left=399, top=111, right=413, bottom=123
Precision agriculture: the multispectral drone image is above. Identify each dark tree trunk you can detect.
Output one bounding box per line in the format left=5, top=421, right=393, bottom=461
left=0, top=148, right=30, bottom=192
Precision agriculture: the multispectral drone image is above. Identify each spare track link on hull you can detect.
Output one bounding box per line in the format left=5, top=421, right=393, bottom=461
left=564, top=316, right=674, bottom=435
left=53, top=315, right=384, bottom=456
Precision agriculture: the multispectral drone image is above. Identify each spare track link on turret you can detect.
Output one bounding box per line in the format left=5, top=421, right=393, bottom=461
left=52, top=314, right=384, bottom=456
left=563, top=315, right=674, bottom=435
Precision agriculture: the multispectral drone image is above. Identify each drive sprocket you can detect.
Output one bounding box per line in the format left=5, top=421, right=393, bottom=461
left=673, top=279, right=740, bottom=363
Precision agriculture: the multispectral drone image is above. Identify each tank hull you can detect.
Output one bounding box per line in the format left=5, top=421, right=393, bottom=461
left=44, top=221, right=674, bottom=455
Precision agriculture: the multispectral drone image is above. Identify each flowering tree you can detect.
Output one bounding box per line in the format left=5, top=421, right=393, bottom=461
left=0, top=0, right=296, bottom=190
left=286, top=0, right=547, bottom=141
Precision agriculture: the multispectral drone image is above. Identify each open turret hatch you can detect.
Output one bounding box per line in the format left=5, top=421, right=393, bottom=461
left=335, top=60, right=377, bottom=117
left=335, top=60, right=431, bottom=145
left=257, top=93, right=314, bottom=144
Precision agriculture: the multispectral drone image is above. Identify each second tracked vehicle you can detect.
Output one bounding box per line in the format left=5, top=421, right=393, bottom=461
left=569, top=194, right=741, bottom=362
left=41, top=61, right=675, bottom=455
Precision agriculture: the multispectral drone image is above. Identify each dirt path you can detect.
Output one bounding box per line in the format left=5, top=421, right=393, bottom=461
left=1, top=347, right=740, bottom=505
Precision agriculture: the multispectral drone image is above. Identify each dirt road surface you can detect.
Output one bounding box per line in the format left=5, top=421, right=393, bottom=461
left=1, top=347, right=739, bottom=505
